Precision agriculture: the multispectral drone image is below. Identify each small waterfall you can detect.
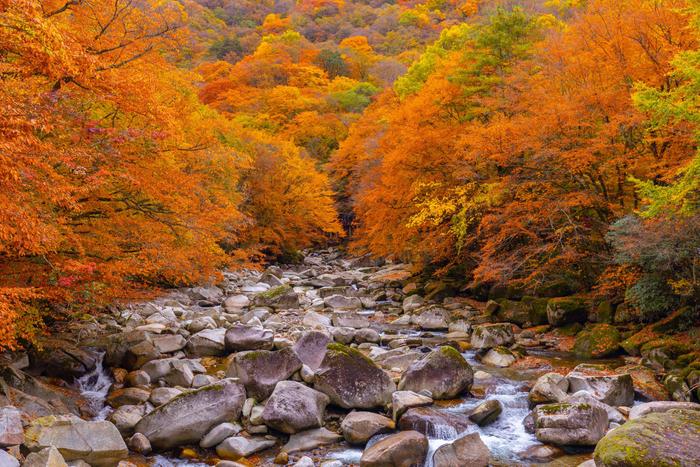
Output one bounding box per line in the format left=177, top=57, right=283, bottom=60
left=76, top=352, right=113, bottom=420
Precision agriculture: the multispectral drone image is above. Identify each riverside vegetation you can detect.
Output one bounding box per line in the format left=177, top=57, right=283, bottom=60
left=1, top=0, right=700, bottom=466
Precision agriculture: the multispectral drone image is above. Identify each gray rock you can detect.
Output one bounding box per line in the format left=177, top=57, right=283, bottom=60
left=125, top=370, right=151, bottom=387
left=186, top=328, right=226, bottom=356
left=135, top=379, right=245, bottom=450
left=224, top=325, right=274, bottom=352
left=0, top=406, right=23, bottom=447
left=470, top=324, right=514, bottom=350
left=108, top=404, right=145, bottom=435
left=262, top=381, right=330, bottom=434
left=25, top=415, right=128, bottom=466
left=628, top=400, right=700, bottom=420
left=303, top=311, right=332, bottom=329
left=402, top=295, right=424, bottom=313
left=282, top=427, right=343, bottom=453
left=359, top=430, right=428, bottom=467
left=331, top=312, right=369, bottom=329
left=200, top=423, right=242, bottom=448
left=107, top=387, right=150, bottom=408
left=391, top=390, right=433, bottom=421
left=128, top=433, right=152, bottom=455
left=162, top=360, right=194, bottom=387
left=216, top=436, right=275, bottom=459
left=0, top=449, right=19, bottom=467
left=29, top=339, right=98, bottom=379
left=354, top=328, right=380, bottom=344
left=293, top=456, right=314, bottom=467
left=534, top=402, right=608, bottom=446
left=224, top=295, right=250, bottom=310
left=566, top=364, right=634, bottom=407
left=152, top=334, right=187, bottom=354
left=481, top=347, right=516, bottom=368
left=565, top=391, right=624, bottom=425
left=331, top=327, right=355, bottom=344
left=314, top=344, right=395, bottom=409
left=468, top=399, right=502, bottom=426
left=23, top=447, right=67, bottom=467
left=293, top=331, right=331, bottom=370
left=432, top=432, right=490, bottom=467
left=529, top=372, right=569, bottom=405
left=340, top=411, right=394, bottom=445
left=398, top=347, right=473, bottom=399
left=324, top=295, right=362, bottom=310
left=412, top=307, right=449, bottom=330
left=227, top=348, right=302, bottom=400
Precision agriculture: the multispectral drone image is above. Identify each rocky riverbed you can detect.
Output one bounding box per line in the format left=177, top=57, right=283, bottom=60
left=0, top=249, right=698, bottom=467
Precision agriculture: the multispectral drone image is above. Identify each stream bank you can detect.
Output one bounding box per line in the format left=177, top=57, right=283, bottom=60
left=0, top=249, right=698, bottom=466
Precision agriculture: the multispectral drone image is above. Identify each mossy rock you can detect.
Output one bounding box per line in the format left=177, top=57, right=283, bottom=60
left=557, top=322, right=583, bottom=336
left=573, top=324, right=621, bottom=358
left=495, top=299, right=530, bottom=326
left=651, top=306, right=699, bottom=334
left=533, top=280, right=575, bottom=298
left=593, top=301, right=615, bottom=324
left=640, top=339, right=693, bottom=359
left=620, top=328, right=658, bottom=356
left=257, top=285, right=292, bottom=300
left=594, top=409, right=700, bottom=466
left=520, top=296, right=550, bottom=326
left=546, top=296, right=589, bottom=326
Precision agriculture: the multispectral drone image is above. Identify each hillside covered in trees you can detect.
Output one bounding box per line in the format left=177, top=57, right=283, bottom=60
left=2, top=0, right=697, bottom=348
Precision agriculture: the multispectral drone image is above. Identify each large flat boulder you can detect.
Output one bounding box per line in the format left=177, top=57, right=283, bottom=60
left=359, top=430, right=428, bottom=467
left=227, top=348, right=302, bottom=400
left=24, top=415, right=127, bottom=466
left=134, top=379, right=245, bottom=450
left=262, top=381, right=329, bottom=434
left=432, top=432, right=490, bottom=467
left=566, top=364, right=634, bottom=407
left=594, top=409, right=700, bottom=466
left=314, top=344, right=395, bottom=409
left=398, top=347, right=473, bottom=399
left=397, top=407, right=473, bottom=437
left=224, top=325, right=274, bottom=352
left=533, top=402, right=608, bottom=446
left=340, top=411, right=394, bottom=445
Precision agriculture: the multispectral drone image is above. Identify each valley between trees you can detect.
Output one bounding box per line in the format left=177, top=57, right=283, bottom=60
left=0, top=0, right=699, bottom=466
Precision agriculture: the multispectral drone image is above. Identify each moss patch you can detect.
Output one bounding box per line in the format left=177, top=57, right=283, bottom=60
left=573, top=324, right=621, bottom=358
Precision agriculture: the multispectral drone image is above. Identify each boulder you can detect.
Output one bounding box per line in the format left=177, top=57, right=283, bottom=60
left=186, top=328, right=226, bottom=356
left=495, top=299, right=530, bottom=327
left=402, top=295, right=424, bottom=313
left=108, top=404, right=145, bottom=435
left=481, top=347, right=517, bottom=368
left=432, top=432, right=490, bottom=467
left=29, top=339, right=98, bottom=379
left=0, top=450, right=19, bottom=467
left=24, top=415, right=128, bottom=466
left=128, top=433, right=152, bottom=455
left=314, top=344, right=395, bottom=409
left=331, top=312, right=369, bottom=329
left=573, top=324, right=621, bottom=358
left=224, top=295, right=250, bottom=309
left=293, top=331, right=331, bottom=370
left=546, top=297, right=588, bottom=326
left=0, top=406, right=24, bottom=447
left=224, top=325, right=274, bottom=352
left=262, top=381, right=330, bottom=434
left=227, top=348, right=302, bottom=400
left=566, top=364, right=634, bottom=407
left=216, top=436, right=276, bottom=459
left=628, top=401, right=700, bottom=420
left=391, top=391, right=433, bottom=422
left=354, top=328, right=380, bottom=344
left=412, top=307, right=449, bottom=330
left=149, top=387, right=181, bottom=407
left=397, top=407, right=473, bottom=437
left=134, top=379, right=245, bottom=450
left=359, top=430, right=428, bottom=467
left=303, top=311, right=332, bottom=328
left=468, top=399, right=502, bottom=426
left=152, top=334, right=187, bottom=354
left=594, top=409, right=700, bottom=466
left=200, top=423, right=242, bottom=449
left=23, top=447, right=66, bottom=467
left=256, top=286, right=299, bottom=309
left=324, top=295, right=362, bottom=310
left=107, top=387, right=150, bottom=408
left=533, top=402, right=608, bottom=446
left=529, top=373, right=569, bottom=405
left=340, top=411, right=395, bottom=445
left=282, top=427, right=343, bottom=453
left=470, top=324, right=514, bottom=350
left=398, top=347, right=473, bottom=399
